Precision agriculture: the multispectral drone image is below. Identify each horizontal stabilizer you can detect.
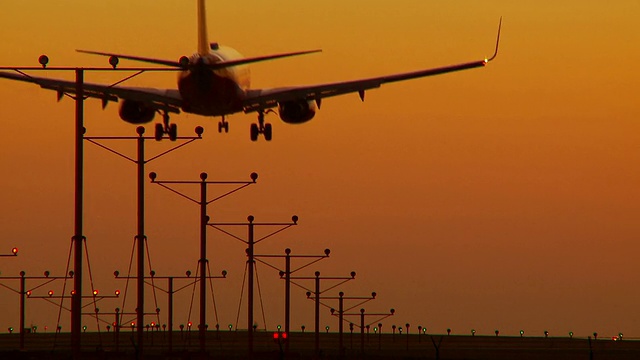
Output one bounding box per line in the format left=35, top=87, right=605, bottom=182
left=77, top=49, right=322, bottom=70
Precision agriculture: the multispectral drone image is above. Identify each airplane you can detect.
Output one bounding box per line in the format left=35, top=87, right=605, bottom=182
left=0, top=0, right=501, bottom=142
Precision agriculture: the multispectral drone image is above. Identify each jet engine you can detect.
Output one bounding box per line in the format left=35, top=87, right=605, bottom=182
left=118, top=100, right=156, bottom=124
left=278, top=100, right=317, bottom=124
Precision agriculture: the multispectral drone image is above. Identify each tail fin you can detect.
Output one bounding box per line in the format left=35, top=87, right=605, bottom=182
left=197, top=0, right=209, bottom=55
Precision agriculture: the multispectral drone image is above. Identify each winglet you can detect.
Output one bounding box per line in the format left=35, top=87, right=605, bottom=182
left=485, top=17, right=502, bottom=63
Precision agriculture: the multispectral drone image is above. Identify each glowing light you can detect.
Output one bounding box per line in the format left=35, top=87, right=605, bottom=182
left=26, top=290, right=32, bottom=297
left=11, top=248, right=18, bottom=254
left=48, top=290, right=54, bottom=297
left=187, top=322, right=192, bottom=328
left=115, top=290, right=121, bottom=296
left=93, top=290, right=99, bottom=295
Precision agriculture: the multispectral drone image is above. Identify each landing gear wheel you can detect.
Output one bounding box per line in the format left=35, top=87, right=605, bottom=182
left=224, top=122, right=229, bottom=133
left=250, top=123, right=259, bottom=142
left=218, top=122, right=223, bottom=133
left=168, top=123, right=178, bottom=141
left=264, top=123, right=273, bottom=141
left=154, top=123, right=164, bottom=141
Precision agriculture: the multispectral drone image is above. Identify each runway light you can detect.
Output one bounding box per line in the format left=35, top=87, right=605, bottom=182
left=187, top=322, right=192, bottom=328
left=115, top=290, right=121, bottom=296
left=109, top=56, right=119, bottom=69
left=520, top=330, right=524, bottom=337
left=48, top=290, right=54, bottom=297
left=569, top=331, right=573, bottom=338
left=93, top=290, right=99, bottom=296
left=26, top=290, right=32, bottom=297
left=38, top=55, right=49, bottom=68
left=11, top=248, right=18, bottom=255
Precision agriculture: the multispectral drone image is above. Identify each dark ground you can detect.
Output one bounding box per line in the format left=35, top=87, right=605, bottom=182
left=1, top=330, right=638, bottom=359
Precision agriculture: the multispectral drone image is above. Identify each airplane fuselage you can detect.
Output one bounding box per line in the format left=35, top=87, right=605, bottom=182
left=178, top=45, right=250, bottom=116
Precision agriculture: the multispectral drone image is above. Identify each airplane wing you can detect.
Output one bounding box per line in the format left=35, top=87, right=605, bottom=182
left=244, top=18, right=502, bottom=113
left=0, top=70, right=182, bottom=113
left=243, top=59, right=489, bottom=112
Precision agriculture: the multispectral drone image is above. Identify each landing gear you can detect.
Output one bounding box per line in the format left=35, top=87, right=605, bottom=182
left=218, top=116, right=229, bottom=133
left=154, top=111, right=178, bottom=141
left=264, top=123, right=272, bottom=141
left=250, top=110, right=273, bottom=142
left=250, top=123, right=259, bottom=142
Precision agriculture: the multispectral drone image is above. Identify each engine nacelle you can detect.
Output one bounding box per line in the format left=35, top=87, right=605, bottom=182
left=118, top=100, right=156, bottom=124
left=278, top=100, right=317, bottom=124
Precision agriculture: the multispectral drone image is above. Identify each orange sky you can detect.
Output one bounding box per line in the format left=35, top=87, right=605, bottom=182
left=1, top=0, right=640, bottom=338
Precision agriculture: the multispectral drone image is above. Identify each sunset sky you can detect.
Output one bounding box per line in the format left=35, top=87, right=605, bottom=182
left=1, top=0, right=639, bottom=339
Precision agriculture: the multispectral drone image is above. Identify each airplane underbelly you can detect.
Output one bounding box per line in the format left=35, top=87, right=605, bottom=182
left=178, top=70, right=244, bottom=116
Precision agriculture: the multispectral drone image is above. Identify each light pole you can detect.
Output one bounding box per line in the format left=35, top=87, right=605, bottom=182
left=255, top=247, right=330, bottom=352
left=327, top=291, right=377, bottom=356
left=291, top=271, right=357, bottom=355
left=0, top=55, right=181, bottom=357
left=341, top=308, right=395, bottom=356
left=86, top=125, right=203, bottom=354
left=150, top=171, right=257, bottom=352
left=208, top=215, right=299, bottom=355
left=114, top=269, right=226, bottom=353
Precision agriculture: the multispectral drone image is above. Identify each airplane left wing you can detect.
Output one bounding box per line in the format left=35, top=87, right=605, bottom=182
left=0, top=70, right=182, bottom=113
left=244, top=17, right=501, bottom=113
left=243, top=59, right=489, bottom=112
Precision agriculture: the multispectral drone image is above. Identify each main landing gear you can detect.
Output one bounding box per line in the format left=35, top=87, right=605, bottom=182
left=250, top=110, right=273, bottom=142
left=154, top=111, right=177, bottom=141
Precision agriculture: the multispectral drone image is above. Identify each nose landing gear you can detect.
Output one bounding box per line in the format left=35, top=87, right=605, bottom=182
left=218, top=116, right=229, bottom=133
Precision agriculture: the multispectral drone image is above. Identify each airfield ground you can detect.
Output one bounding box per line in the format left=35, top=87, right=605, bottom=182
left=1, top=330, right=639, bottom=359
